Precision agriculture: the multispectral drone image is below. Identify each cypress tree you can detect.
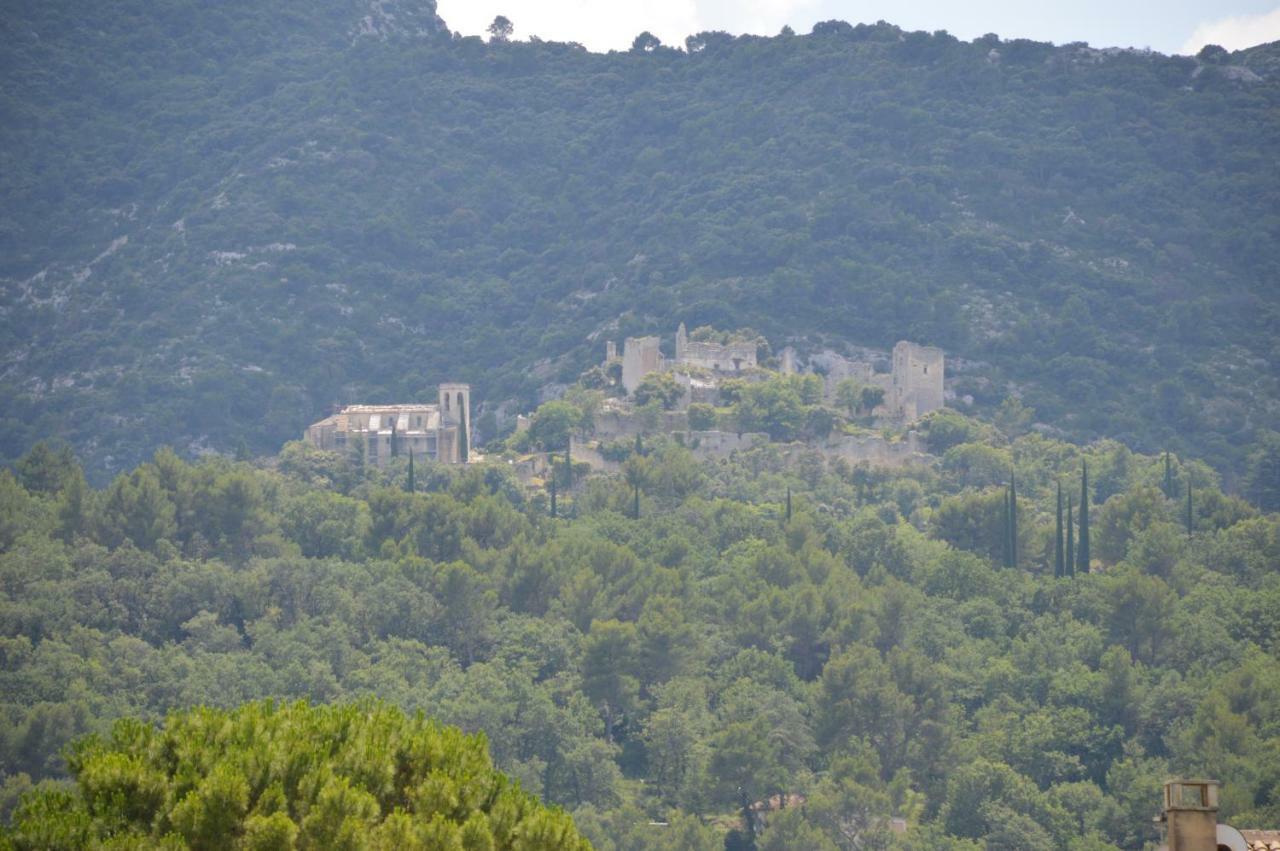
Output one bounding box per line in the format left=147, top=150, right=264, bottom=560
left=1001, top=489, right=1011, bottom=568
left=458, top=407, right=469, bottom=463
left=549, top=471, right=557, bottom=518
left=565, top=445, right=573, bottom=490
left=785, top=487, right=792, bottom=522
left=633, top=481, right=641, bottom=520
left=1054, top=481, right=1064, bottom=578
left=1186, top=482, right=1194, bottom=537
left=407, top=449, right=415, bottom=494
left=1009, top=474, right=1018, bottom=570
left=1066, top=497, right=1075, bottom=577
left=1077, top=461, right=1090, bottom=574
left=1163, top=451, right=1174, bottom=499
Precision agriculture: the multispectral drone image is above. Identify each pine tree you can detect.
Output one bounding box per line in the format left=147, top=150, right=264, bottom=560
left=1066, top=497, right=1075, bottom=577
left=1077, top=461, right=1090, bottom=574
left=1054, top=481, right=1064, bottom=578
left=407, top=449, right=415, bottom=494
left=56, top=466, right=90, bottom=542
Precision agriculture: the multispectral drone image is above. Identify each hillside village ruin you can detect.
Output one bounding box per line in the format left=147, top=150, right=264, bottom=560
left=304, top=383, right=472, bottom=465
left=303, top=324, right=945, bottom=475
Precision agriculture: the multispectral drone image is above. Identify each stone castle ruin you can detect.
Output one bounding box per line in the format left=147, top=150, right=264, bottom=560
left=606, top=324, right=943, bottom=422
left=620, top=336, right=664, bottom=395
left=890, top=341, right=945, bottom=421
left=304, top=383, right=472, bottom=466
left=674, top=323, right=757, bottom=373
left=615, top=323, right=758, bottom=395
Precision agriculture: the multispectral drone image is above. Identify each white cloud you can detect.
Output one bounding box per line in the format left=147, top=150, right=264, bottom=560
left=1180, top=5, right=1280, bottom=55
left=436, top=0, right=819, bottom=52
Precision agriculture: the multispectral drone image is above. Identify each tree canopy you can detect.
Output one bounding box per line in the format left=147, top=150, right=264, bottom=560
left=1, top=420, right=1279, bottom=848
left=3, top=700, right=589, bottom=850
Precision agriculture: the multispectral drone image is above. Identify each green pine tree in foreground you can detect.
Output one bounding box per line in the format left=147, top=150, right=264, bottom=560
left=1, top=700, right=589, bottom=851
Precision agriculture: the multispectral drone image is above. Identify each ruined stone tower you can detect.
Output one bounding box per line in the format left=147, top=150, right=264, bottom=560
left=890, top=341, right=944, bottom=421
left=622, top=336, right=663, bottom=395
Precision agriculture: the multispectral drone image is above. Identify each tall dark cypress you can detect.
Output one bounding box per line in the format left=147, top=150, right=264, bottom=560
left=1009, top=474, right=1018, bottom=570
left=1077, top=461, right=1090, bottom=574
left=1001, top=489, right=1011, bottom=568
left=633, top=481, right=641, bottom=520
left=1163, top=451, right=1174, bottom=499
left=785, top=487, right=792, bottom=522
left=459, top=407, right=469, bottom=463
left=1054, top=481, right=1064, bottom=578
left=1066, top=497, right=1075, bottom=577
left=549, top=471, right=557, bottom=518
left=565, top=444, right=573, bottom=490
left=407, top=449, right=415, bottom=494
left=1186, top=483, right=1194, bottom=537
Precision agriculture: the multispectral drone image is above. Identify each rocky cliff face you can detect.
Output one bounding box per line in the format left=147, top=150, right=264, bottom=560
left=350, top=0, right=448, bottom=41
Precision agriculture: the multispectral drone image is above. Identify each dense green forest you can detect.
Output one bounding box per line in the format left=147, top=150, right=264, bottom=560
left=3, top=417, right=1279, bottom=848
left=2, top=0, right=1279, bottom=479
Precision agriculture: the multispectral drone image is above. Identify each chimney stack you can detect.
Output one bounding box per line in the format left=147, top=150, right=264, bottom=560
left=1162, top=780, right=1220, bottom=851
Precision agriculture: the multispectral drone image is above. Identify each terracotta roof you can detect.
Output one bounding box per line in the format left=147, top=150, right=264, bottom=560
left=1242, top=830, right=1280, bottom=851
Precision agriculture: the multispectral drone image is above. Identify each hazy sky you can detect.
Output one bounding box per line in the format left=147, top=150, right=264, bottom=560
left=436, top=0, right=1280, bottom=56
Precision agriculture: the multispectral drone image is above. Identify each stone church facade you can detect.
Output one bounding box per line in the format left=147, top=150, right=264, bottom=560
left=304, top=383, right=471, bottom=466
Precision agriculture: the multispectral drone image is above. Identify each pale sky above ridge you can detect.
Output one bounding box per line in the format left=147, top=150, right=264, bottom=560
left=436, top=0, right=1280, bottom=56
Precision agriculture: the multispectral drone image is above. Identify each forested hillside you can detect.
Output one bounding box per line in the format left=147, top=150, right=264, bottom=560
left=2, top=425, right=1279, bottom=848
left=2, top=1, right=1278, bottom=479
